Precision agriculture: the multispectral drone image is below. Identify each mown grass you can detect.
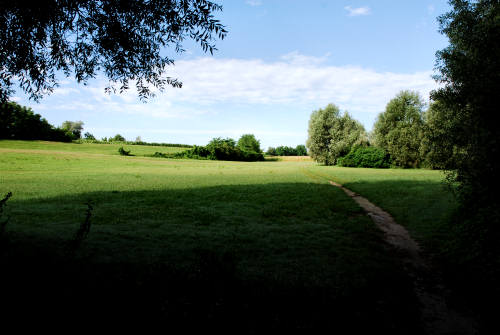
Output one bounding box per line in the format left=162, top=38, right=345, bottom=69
left=0, top=140, right=427, bottom=332
left=0, top=139, right=187, bottom=156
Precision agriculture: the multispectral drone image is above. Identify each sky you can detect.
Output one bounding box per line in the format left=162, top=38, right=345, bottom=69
left=13, top=0, right=451, bottom=149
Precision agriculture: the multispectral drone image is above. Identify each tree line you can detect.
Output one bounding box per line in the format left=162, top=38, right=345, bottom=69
left=306, top=90, right=441, bottom=169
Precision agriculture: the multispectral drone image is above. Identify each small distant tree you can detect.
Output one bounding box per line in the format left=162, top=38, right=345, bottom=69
left=295, top=145, right=307, bottom=156
left=84, top=132, right=95, bottom=140
left=275, top=146, right=297, bottom=156
left=135, top=136, right=142, bottom=143
left=306, top=104, right=366, bottom=165
left=111, top=134, right=126, bottom=142
left=61, top=121, right=84, bottom=139
left=237, top=134, right=261, bottom=153
left=373, top=90, right=426, bottom=168
left=266, top=147, right=277, bottom=156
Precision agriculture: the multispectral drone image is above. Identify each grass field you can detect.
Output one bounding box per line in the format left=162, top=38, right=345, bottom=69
left=0, top=140, right=455, bottom=331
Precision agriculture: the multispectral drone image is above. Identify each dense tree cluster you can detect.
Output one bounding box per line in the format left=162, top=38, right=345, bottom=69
left=0, top=101, right=73, bottom=141
left=266, top=145, right=307, bottom=156
left=175, top=135, right=264, bottom=161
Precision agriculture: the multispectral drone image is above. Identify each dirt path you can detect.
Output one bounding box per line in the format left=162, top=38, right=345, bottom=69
left=328, top=180, right=478, bottom=335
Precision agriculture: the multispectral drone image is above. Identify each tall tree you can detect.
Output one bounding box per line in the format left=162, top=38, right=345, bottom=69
left=430, top=0, right=500, bottom=252
left=0, top=0, right=227, bottom=102
left=237, top=134, right=262, bottom=153
left=306, top=104, right=366, bottom=165
left=373, top=90, right=426, bottom=168
left=61, top=120, right=84, bottom=139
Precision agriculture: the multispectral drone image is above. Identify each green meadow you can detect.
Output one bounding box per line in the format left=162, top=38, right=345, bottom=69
left=0, top=140, right=453, bottom=332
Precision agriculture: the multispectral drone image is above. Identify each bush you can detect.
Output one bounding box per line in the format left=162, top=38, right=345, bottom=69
left=112, top=134, right=126, bottom=142
left=237, top=134, right=261, bottom=153
left=118, top=147, right=131, bottom=156
left=173, top=138, right=264, bottom=162
left=338, top=146, right=391, bottom=168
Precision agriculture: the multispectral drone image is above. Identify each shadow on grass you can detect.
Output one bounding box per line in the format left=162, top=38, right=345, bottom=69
left=337, top=178, right=498, bottom=334
left=0, top=183, right=422, bottom=333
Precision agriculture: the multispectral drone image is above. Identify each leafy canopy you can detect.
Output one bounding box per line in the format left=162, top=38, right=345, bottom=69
left=0, top=0, right=227, bottom=102
left=61, top=121, right=84, bottom=139
left=237, top=134, right=261, bottom=153
left=306, top=104, right=366, bottom=165
left=430, top=0, right=500, bottom=251
left=373, top=90, right=426, bottom=168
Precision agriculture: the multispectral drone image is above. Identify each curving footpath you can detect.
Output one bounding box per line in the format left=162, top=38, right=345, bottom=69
left=328, top=180, right=478, bottom=335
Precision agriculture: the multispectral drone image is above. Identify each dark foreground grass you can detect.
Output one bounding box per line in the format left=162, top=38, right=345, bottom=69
left=307, top=166, right=499, bottom=334
left=0, top=141, right=422, bottom=332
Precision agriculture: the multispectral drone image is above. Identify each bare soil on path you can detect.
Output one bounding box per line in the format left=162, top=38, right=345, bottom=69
left=328, top=180, right=478, bottom=335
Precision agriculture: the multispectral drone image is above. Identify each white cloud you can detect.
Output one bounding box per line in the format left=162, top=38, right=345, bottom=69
left=160, top=52, right=437, bottom=114
left=428, top=4, right=435, bottom=14
left=344, top=6, right=371, bottom=17
left=27, top=52, right=438, bottom=128
left=245, top=0, right=262, bottom=6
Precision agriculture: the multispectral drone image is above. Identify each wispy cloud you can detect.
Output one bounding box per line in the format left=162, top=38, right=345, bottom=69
left=245, top=0, right=262, bottom=6
left=344, top=5, right=371, bottom=17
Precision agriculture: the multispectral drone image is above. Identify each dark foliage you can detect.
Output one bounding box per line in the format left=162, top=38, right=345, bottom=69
left=61, top=121, right=84, bottom=139
left=431, top=0, right=500, bottom=253
left=118, top=146, right=131, bottom=156
left=237, top=134, right=262, bottom=153
left=295, top=144, right=308, bottom=156
left=172, top=137, right=264, bottom=161
left=0, top=0, right=227, bottom=102
left=338, top=146, right=391, bottom=168
left=267, top=145, right=308, bottom=156
left=0, top=101, right=72, bottom=141
left=427, top=1, right=500, bottom=331
left=110, top=134, right=126, bottom=142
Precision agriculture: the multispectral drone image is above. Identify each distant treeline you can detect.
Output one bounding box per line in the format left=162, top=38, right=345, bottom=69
left=152, top=135, right=264, bottom=162
left=0, top=101, right=192, bottom=148
left=266, top=145, right=307, bottom=156
left=0, top=102, right=73, bottom=142
left=76, top=138, right=192, bottom=148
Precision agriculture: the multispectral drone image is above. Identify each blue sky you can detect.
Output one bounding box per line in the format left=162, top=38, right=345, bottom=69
left=14, top=0, right=451, bottom=149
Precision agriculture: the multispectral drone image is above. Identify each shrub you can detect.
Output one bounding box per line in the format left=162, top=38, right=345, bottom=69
left=118, top=147, right=131, bottom=156
left=237, top=134, right=261, bottom=153
left=173, top=138, right=264, bottom=162
left=338, top=146, right=391, bottom=168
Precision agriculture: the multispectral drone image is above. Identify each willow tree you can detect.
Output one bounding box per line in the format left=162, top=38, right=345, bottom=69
left=0, top=0, right=227, bottom=102
left=306, top=104, right=366, bottom=165
left=373, top=90, right=426, bottom=168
